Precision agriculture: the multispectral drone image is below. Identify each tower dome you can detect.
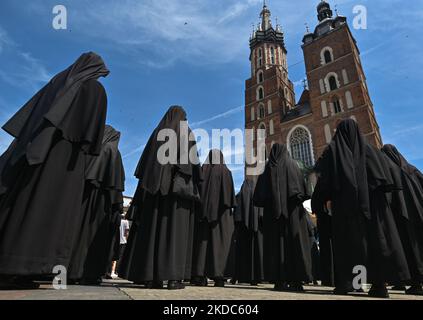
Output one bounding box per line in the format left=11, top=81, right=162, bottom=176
left=317, top=0, right=333, bottom=22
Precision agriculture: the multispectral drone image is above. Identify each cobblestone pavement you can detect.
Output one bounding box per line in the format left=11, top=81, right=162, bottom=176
left=0, top=279, right=422, bottom=300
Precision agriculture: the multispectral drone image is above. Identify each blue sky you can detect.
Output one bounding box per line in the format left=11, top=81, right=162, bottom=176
left=0, top=0, right=422, bottom=195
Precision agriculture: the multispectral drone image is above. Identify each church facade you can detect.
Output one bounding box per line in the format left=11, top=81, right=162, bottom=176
left=245, top=1, right=382, bottom=176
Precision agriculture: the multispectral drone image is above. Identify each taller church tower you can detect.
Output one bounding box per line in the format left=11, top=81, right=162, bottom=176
left=302, top=1, right=383, bottom=156
left=244, top=2, right=296, bottom=176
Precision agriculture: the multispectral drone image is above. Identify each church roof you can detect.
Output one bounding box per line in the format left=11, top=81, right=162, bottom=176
left=282, top=89, right=312, bottom=122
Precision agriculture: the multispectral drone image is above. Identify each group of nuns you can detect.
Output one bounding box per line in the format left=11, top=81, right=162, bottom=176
left=0, top=53, right=422, bottom=299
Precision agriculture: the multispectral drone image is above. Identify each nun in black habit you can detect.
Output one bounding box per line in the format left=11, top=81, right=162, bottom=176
left=118, top=106, right=202, bottom=290
left=311, top=179, right=335, bottom=287
left=314, top=119, right=410, bottom=298
left=0, top=52, right=109, bottom=289
left=68, top=125, right=125, bottom=284
left=192, top=149, right=237, bottom=287
left=233, top=179, right=264, bottom=285
left=253, top=143, right=313, bottom=292
left=382, top=144, right=423, bottom=295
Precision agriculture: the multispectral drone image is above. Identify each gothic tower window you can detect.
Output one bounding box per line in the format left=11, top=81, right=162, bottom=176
left=329, top=76, right=338, bottom=91
left=257, top=70, right=264, bottom=84
left=258, top=123, right=267, bottom=139
left=324, top=50, right=332, bottom=64
left=257, top=48, right=263, bottom=67
left=332, top=96, right=342, bottom=114
left=289, top=126, right=314, bottom=167
left=270, top=47, right=275, bottom=64
left=258, top=104, right=265, bottom=119
left=257, top=86, right=264, bottom=101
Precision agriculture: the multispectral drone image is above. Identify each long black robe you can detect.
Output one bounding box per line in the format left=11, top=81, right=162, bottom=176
left=68, top=125, right=125, bottom=281
left=253, top=143, right=313, bottom=283
left=233, top=179, right=264, bottom=283
left=118, top=106, right=202, bottom=283
left=192, top=150, right=237, bottom=280
left=311, top=179, right=335, bottom=286
left=314, top=119, right=410, bottom=287
left=0, top=52, right=109, bottom=276
left=382, top=144, right=423, bottom=283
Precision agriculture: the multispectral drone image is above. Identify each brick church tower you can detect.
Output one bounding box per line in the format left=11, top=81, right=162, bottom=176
left=244, top=1, right=383, bottom=178
left=302, top=0, right=383, bottom=157
left=244, top=2, right=296, bottom=177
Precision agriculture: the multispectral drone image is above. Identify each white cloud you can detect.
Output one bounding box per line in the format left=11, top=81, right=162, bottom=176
left=191, top=105, right=243, bottom=127
left=0, top=27, right=10, bottom=53
left=0, top=26, right=51, bottom=91
left=68, top=0, right=263, bottom=67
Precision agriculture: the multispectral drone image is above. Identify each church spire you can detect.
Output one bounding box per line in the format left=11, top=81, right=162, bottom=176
left=317, top=0, right=333, bottom=22
left=260, top=0, right=272, bottom=31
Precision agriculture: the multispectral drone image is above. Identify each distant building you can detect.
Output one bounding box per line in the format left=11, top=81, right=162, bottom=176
left=245, top=1, right=382, bottom=178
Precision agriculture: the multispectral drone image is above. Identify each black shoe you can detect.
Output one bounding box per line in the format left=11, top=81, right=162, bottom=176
left=250, top=281, right=259, bottom=286
left=214, top=278, right=225, bottom=287
left=193, top=277, right=208, bottom=287
left=230, top=279, right=237, bottom=285
left=274, top=282, right=289, bottom=291
left=368, top=285, right=389, bottom=298
left=168, top=280, right=185, bottom=290
left=333, top=287, right=351, bottom=295
left=289, top=282, right=305, bottom=292
left=0, top=277, right=40, bottom=290
left=405, top=285, right=423, bottom=296
left=145, top=281, right=164, bottom=289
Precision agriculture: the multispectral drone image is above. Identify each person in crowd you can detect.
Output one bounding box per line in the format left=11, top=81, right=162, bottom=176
left=233, top=179, right=264, bottom=286
left=192, top=149, right=237, bottom=287
left=110, top=214, right=130, bottom=279
left=118, top=106, right=202, bottom=290
left=314, top=119, right=410, bottom=298
left=68, top=125, right=125, bottom=285
left=382, top=144, right=423, bottom=295
left=253, top=143, right=313, bottom=292
left=0, top=52, right=109, bottom=290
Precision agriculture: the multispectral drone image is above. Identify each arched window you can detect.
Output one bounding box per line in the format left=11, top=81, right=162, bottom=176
left=329, top=76, right=338, bottom=91
left=257, top=70, right=264, bottom=83
left=258, top=104, right=265, bottom=119
left=257, top=86, right=264, bottom=101
left=332, top=96, right=342, bottom=114
left=324, top=50, right=332, bottom=64
left=257, top=48, right=263, bottom=67
left=289, top=127, right=314, bottom=167
left=325, top=72, right=340, bottom=92
left=270, top=47, right=275, bottom=64
left=320, top=46, right=334, bottom=65
left=258, top=123, right=267, bottom=139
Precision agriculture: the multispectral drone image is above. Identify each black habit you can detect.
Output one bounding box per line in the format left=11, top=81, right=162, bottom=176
left=0, top=52, right=109, bottom=276
left=314, top=119, right=410, bottom=290
left=253, top=143, right=313, bottom=288
left=118, top=106, right=202, bottom=285
left=382, top=144, right=423, bottom=285
left=233, top=179, right=264, bottom=284
left=68, top=125, right=125, bottom=282
left=311, top=179, right=335, bottom=286
left=192, top=150, right=237, bottom=282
